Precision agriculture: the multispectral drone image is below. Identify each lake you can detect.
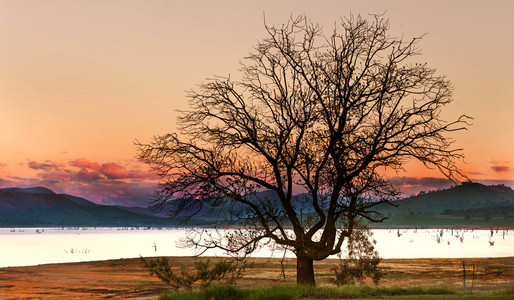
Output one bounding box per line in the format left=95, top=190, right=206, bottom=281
left=1, top=227, right=512, bottom=268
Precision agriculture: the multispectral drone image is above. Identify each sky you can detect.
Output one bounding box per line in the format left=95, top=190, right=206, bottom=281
left=1, top=0, right=513, bottom=206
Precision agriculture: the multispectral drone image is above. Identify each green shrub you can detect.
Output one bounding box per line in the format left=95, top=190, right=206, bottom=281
left=204, top=285, right=246, bottom=300
left=141, top=256, right=246, bottom=290
left=332, top=224, right=382, bottom=286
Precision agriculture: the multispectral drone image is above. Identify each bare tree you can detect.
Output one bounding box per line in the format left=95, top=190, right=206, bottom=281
left=137, top=14, right=470, bottom=286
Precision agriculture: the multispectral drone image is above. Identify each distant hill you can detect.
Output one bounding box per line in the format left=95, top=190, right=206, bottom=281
left=0, top=188, right=181, bottom=227
left=114, top=200, right=232, bottom=221
left=114, top=190, right=287, bottom=222
left=374, top=182, right=514, bottom=217
left=370, top=182, right=514, bottom=227
left=1, top=183, right=513, bottom=227
left=0, top=187, right=56, bottom=194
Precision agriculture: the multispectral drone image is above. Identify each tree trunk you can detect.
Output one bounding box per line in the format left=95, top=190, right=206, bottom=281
left=297, top=255, right=315, bottom=285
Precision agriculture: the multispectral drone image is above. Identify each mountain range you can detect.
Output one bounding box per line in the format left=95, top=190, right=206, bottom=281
left=0, top=187, right=178, bottom=227
left=0, top=182, right=513, bottom=227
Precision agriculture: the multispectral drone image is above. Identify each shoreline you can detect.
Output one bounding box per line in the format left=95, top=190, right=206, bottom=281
left=3, top=254, right=514, bottom=270
left=3, top=255, right=514, bottom=270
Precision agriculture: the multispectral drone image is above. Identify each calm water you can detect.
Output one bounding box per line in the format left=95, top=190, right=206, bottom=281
left=1, top=227, right=512, bottom=268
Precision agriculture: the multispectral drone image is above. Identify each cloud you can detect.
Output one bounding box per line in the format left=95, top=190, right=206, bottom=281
left=28, top=160, right=60, bottom=171
left=8, top=158, right=160, bottom=206
left=466, top=171, right=485, bottom=176
left=491, top=165, right=510, bottom=172
left=39, top=170, right=74, bottom=183
left=388, top=176, right=453, bottom=188
left=0, top=176, right=11, bottom=186
left=0, top=176, right=39, bottom=188
left=100, top=163, right=128, bottom=179
left=387, top=176, right=455, bottom=196
left=70, top=158, right=157, bottom=180
left=75, top=169, right=103, bottom=182
left=0, top=163, right=7, bottom=168
left=70, top=158, right=102, bottom=171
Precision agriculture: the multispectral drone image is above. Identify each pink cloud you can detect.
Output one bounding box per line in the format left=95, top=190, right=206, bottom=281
left=70, top=158, right=102, bottom=171
left=5, top=158, right=160, bottom=206
left=100, top=163, right=128, bottom=179
left=69, top=159, right=158, bottom=180
left=4, top=157, right=514, bottom=206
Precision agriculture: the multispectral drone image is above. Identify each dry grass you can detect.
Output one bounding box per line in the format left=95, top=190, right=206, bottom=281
left=0, top=256, right=512, bottom=299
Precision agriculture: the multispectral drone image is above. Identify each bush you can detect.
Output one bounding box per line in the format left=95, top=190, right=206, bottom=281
left=141, top=256, right=246, bottom=290
left=332, top=260, right=362, bottom=285
left=332, top=225, right=382, bottom=286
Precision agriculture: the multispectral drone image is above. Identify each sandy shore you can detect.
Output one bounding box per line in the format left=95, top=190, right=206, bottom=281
left=0, top=256, right=513, bottom=299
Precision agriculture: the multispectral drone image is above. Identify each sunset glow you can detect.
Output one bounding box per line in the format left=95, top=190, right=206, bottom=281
left=1, top=0, right=513, bottom=204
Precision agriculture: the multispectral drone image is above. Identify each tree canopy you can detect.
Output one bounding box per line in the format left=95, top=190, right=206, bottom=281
left=138, top=14, right=470, bottom=285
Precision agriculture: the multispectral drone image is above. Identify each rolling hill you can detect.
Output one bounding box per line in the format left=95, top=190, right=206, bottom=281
left=0, top=187, right=180, bottom=227
left=1, top=182, right=513, bottom=227
left=371, top=182, right=514, bottom=226
left=374, top=182, right=514, bottom=216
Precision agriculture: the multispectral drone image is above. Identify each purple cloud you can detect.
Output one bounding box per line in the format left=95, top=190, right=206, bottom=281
left=389, top=176, right=453, bottom=188
left=491, top=165, right=510, bottom=172
left=5, top=158, right=160, bottom=206
left=28, top=160, right=60, bottom=171
left=0, top=177, right=10, bottom=186
left=387, top=176, right=455, bottom=196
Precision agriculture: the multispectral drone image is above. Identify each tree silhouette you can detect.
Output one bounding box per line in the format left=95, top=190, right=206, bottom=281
left=138, top=14, right=470, bottom=285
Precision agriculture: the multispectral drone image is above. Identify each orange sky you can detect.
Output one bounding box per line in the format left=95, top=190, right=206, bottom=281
left=1, top=0, right=513, bottom=205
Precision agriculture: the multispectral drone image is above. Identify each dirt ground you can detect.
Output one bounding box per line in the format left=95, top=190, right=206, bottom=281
left=0, top=256, right=512, bottom=299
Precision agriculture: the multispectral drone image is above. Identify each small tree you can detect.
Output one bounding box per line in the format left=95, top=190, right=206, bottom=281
left=138, top=14, right=469, bottom=286
left=332, top=224, right=382, bottom=285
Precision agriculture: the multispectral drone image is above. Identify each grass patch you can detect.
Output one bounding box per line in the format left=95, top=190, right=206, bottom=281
left=494, top=286, right=514, bottom=296
left=158, top=284, right=456, bottom=300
